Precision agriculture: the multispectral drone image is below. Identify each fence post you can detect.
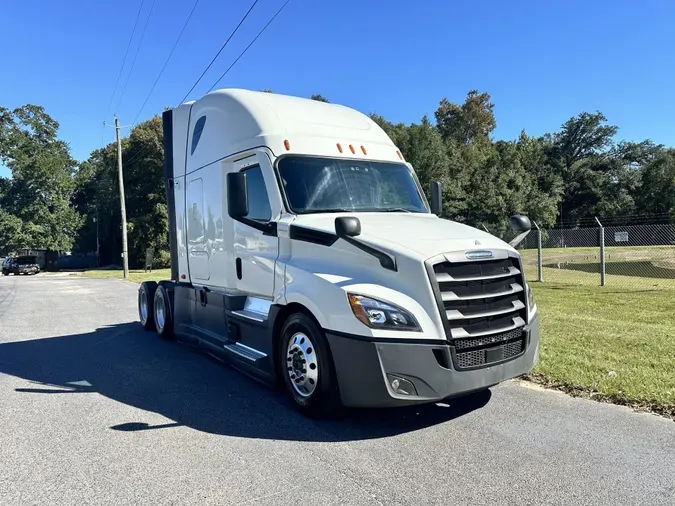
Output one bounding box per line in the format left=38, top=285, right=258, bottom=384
left=533, top=221, right=543, bottom=282
left=595, top=217, right=605, bottom=286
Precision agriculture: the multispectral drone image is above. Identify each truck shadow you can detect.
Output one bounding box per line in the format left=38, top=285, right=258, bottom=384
left=0, top=323, right=490, bottom=442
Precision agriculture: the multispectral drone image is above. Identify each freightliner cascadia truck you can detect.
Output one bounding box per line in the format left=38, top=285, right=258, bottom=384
left=137, top=89, right=541, bottom=416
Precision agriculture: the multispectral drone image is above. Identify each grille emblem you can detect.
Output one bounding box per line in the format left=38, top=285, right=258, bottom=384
left=465, top=250, right=493, bottom=260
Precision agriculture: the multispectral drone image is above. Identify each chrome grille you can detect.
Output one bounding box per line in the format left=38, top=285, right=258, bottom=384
left=429, top=253, right=528, bottom=370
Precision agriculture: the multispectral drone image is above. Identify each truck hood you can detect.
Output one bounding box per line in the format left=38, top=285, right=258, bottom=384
left=291, top=213, right=514, bottom=259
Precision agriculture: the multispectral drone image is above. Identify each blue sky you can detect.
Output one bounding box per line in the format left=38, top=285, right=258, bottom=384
left=1, top=0, right=673, bottom=178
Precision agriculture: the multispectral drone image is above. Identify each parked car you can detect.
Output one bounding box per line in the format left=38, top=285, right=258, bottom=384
left=2, top=256, right=40, bottom=275
left=1, top=257, right=12, bottom=275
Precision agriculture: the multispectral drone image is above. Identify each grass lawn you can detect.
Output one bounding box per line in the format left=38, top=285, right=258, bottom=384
left=529, top=282, right=675, bottom=418
left=520, top=245, right=675, bottom=290
left=81, top=265, right=675, bottom=418
left=82, top=268, right=172, bottom=284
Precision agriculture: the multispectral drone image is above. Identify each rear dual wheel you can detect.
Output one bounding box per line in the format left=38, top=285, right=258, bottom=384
left=153, top=285, right=174, bottom=340
left=138, top=281, right=174, bottom=340
left=138, top=281, right=157, bottom=330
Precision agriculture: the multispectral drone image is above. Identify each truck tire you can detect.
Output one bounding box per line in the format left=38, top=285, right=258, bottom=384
left=153, top=284, right=175, bottom=340
left=278, top=313, right=342, bottom=418
left=138, top=281, right=158, bottom=330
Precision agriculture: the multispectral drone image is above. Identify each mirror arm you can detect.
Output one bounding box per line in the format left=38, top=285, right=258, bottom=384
left=509, top=230, right=531, bottom=248
left=339, top=235, right=397, bottom=271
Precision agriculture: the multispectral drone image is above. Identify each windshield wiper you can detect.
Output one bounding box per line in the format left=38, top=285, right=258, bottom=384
left=309, top=208, right=357, bottom=214
left=382, top=208, right=413, bottom=213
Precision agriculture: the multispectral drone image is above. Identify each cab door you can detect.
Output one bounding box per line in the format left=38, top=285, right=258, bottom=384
left=186, top=177, right=210, bottom=281
left=231, top=154, right=279, bottom=298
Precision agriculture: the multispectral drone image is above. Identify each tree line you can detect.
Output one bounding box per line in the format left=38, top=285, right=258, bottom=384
left=1, top=90, right=673, bottom=267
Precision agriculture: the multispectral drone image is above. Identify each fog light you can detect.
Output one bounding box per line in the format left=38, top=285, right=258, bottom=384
left=387, top=374, right=417, bottom=396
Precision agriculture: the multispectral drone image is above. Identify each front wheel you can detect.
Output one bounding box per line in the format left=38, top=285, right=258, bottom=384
left=278, top=313, right=341, bottom=417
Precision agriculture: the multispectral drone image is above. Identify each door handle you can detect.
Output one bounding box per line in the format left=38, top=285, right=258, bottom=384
left=199, top=288, right=207, bottom=306
left=236, top=258, right=242, bottom=280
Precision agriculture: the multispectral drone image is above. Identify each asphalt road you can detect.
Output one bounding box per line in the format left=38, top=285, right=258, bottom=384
left=1, top=274, right=674, bottom=506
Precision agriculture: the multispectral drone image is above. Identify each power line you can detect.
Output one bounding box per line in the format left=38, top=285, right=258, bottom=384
left=101, top=0, right=146, bottom=136
left=125, top=0, right=291, bottom=167
left=131, top=0, right=202, bottom=126
left=206, top=0, right=291, bottom=94
left=115, top=0, right=158, bottom=113
left=178, top=0, right=260, bottom=105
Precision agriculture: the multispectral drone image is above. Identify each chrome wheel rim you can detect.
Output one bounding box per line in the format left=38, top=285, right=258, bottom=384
left=140, top=291, right=148, bottom=323
left=155, top=294, right=165, bottom=330
left=286, top=332, right=318, bottom=398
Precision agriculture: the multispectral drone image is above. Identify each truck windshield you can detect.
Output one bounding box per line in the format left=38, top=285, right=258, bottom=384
left=277, top=156, right=428, bottom=214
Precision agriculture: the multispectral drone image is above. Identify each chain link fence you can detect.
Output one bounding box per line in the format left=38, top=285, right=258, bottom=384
left=515, top=220, right=675, bottom=290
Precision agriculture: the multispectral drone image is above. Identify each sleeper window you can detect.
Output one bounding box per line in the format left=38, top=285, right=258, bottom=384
left=243, top=166, right=271, bottom=222
left=191, top=116, right=206, bottom=155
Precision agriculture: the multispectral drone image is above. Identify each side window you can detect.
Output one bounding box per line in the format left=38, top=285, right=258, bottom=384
left=187, top=178, right=205, bottom=243
left=190, top=116, right=206, bottom=156
left=243, top=166, right=271, bottom=222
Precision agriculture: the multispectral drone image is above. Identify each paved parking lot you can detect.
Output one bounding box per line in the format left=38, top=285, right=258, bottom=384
left=1, top=275, right=674, bottom=505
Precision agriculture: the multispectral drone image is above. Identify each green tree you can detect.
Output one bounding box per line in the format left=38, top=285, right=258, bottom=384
left=310, top=94, right=330, bottom=103
left=546, top=111, right=620, bottom=225
left=635, top=149, right=675, bottom=218
left=72, top=116, right=169, bottom=267
left=123, top=116, right=169, bottom=267
left=0, top=105, right=82, bottom=251
left=516, top=132, right=564, bottom=227
left=435, top=90, right=496, bottom=144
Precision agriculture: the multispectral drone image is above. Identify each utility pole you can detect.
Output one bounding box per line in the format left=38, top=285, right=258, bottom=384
left=93, top=210, right=100, bottom=267
left=114, top=116, right=129, bottom=279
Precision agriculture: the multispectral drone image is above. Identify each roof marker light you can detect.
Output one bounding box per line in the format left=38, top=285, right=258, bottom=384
left=396, top=150, right=403, bottom=160
left=361, top=145, right=367, bottom=155
left=284, top=139, right=291, bottom=150
left=337, top=143, right=343, bottom=153
left=349, top=144, right=355, bottom=154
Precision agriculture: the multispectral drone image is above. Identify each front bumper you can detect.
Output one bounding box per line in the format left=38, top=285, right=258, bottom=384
left=326, top=313, right=541, bottom=408
left=16, top=267, right=38, bottom=274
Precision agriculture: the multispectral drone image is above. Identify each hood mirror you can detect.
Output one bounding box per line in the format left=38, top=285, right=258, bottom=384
left=509, top=215, right=531, bottom=233
left=508, top=214, right=532, bottom=247
left=335, top=216, right=361, bottom=237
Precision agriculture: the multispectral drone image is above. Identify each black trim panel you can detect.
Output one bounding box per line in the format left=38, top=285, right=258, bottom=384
left=173, top=281, right=247, bottom=311
left=288, top=224, right=396, bottom=271
left=234, top=217, right=278, bottom=236
left=325, top=328, right=448, bottom=346
left=342, top=236, right=397, bottom=271
left=289, top=225, right=338, bottom=246
left=162, top=109, right=179, bottom=281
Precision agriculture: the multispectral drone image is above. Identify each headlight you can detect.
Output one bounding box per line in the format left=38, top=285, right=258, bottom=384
left=526, top=283, right=536, bottom=314
left=347, top=294, right=421, bottom=331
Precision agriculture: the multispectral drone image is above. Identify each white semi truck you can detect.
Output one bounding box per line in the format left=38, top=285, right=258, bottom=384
left=137, top=89, right=541, bottom=416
